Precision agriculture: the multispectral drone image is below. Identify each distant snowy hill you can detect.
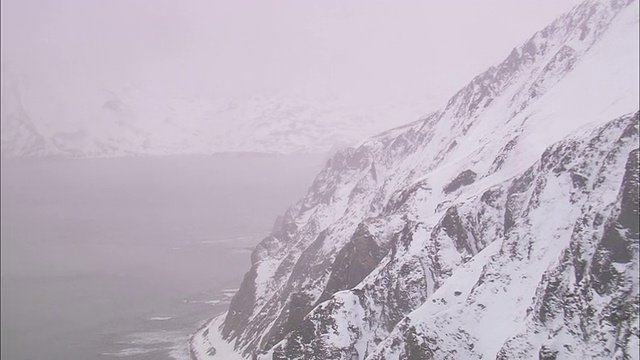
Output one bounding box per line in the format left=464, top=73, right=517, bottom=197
left=0, top=75, right=437, bottom=157
left=190, top=0, right=639, bottom=359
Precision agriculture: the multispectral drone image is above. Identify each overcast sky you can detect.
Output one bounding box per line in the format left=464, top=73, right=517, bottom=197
left=1, top=0, right=582, bottom=105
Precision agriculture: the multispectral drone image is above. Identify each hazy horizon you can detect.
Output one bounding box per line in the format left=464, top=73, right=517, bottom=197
left=2, top=0, right=582, bottom=106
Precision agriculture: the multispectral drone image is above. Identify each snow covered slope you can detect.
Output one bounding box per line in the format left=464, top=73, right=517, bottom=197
left=0, top=74, right=436, bottom=158
left=192, top=0, right=639, bottom=359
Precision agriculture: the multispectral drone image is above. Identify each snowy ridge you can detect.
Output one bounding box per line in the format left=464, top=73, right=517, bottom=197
left=193, top=0, right=639, bottom=359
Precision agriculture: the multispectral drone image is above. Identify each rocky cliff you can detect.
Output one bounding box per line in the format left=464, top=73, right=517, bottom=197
left=191, top=0, right=639, bottom=358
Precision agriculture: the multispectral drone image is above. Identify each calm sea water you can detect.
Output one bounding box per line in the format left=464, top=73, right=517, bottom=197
left=1, top=154, right=323, bottom=360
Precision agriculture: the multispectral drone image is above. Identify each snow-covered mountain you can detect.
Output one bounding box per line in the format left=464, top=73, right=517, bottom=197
left=0, top=74, right=437, bottom=157
left=191, top=0, right=639, bottom=359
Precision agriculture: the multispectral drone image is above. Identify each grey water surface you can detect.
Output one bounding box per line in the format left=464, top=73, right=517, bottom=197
left=1, top=153, right=323, bottom=360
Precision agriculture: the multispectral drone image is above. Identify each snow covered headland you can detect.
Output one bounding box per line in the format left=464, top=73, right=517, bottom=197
left=193, top=0, right=640, bottom=359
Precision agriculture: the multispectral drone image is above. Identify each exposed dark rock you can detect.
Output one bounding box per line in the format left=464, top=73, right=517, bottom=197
left=570, top=171, right=588, bottom=190
left=259, top=232, right=332, bottom=351
left=273, top=300, right=342, bottom=359
left=490, top=136, right=520, bottom=173
left=504, top=167, right=536, bottom=233
left=286, top=292, right=314, bottom=335
left=617, top=148, right=639, bottom=237
left=438, top=206, right=474, bottom=256
left=480, top=187, right=503, bottom=207
left=221, top=267, right=257, bottom=338
left=538, top=345, right=558, bottom=360
left=403, top=327, right=434, bottom=360
left=443, top=170, right=477, bottom=194
left=591, top=148, right=639, bottom=294
left=319, top=224, right=388, bottom=303
left=537, top=272, right=564, bottom=325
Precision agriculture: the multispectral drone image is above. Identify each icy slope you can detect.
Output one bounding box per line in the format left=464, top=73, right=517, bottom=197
left=194, top=0, right=639, bottom=358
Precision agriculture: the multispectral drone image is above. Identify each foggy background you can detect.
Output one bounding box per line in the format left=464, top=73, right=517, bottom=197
left=1, top=154, right=325, bottom=359
left=2, top=0, right=582, bottom=122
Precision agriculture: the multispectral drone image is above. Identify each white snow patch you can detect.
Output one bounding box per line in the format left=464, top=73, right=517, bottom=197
left=190, top=313, right=247, bottom=360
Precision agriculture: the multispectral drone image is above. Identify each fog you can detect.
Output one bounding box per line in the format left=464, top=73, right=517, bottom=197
left=2, top=0, right=581, bottom=105
left=1, top=154, right=325, bottom=359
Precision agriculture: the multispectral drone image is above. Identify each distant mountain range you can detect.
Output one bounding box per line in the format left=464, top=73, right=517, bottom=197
left=0, top=76, right=438, bottom=158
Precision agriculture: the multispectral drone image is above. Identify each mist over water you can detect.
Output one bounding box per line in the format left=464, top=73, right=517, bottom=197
left=1, top=154, right=323, bottom=360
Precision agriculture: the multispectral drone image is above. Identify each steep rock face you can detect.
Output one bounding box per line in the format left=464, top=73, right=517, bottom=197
left=193, top=0, right=639, bottom=358
left=267, top=186, right=509, bottom=359
left=495, top=146, right=639, bottom=359
left=370, top=111, right=638, bottom=360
